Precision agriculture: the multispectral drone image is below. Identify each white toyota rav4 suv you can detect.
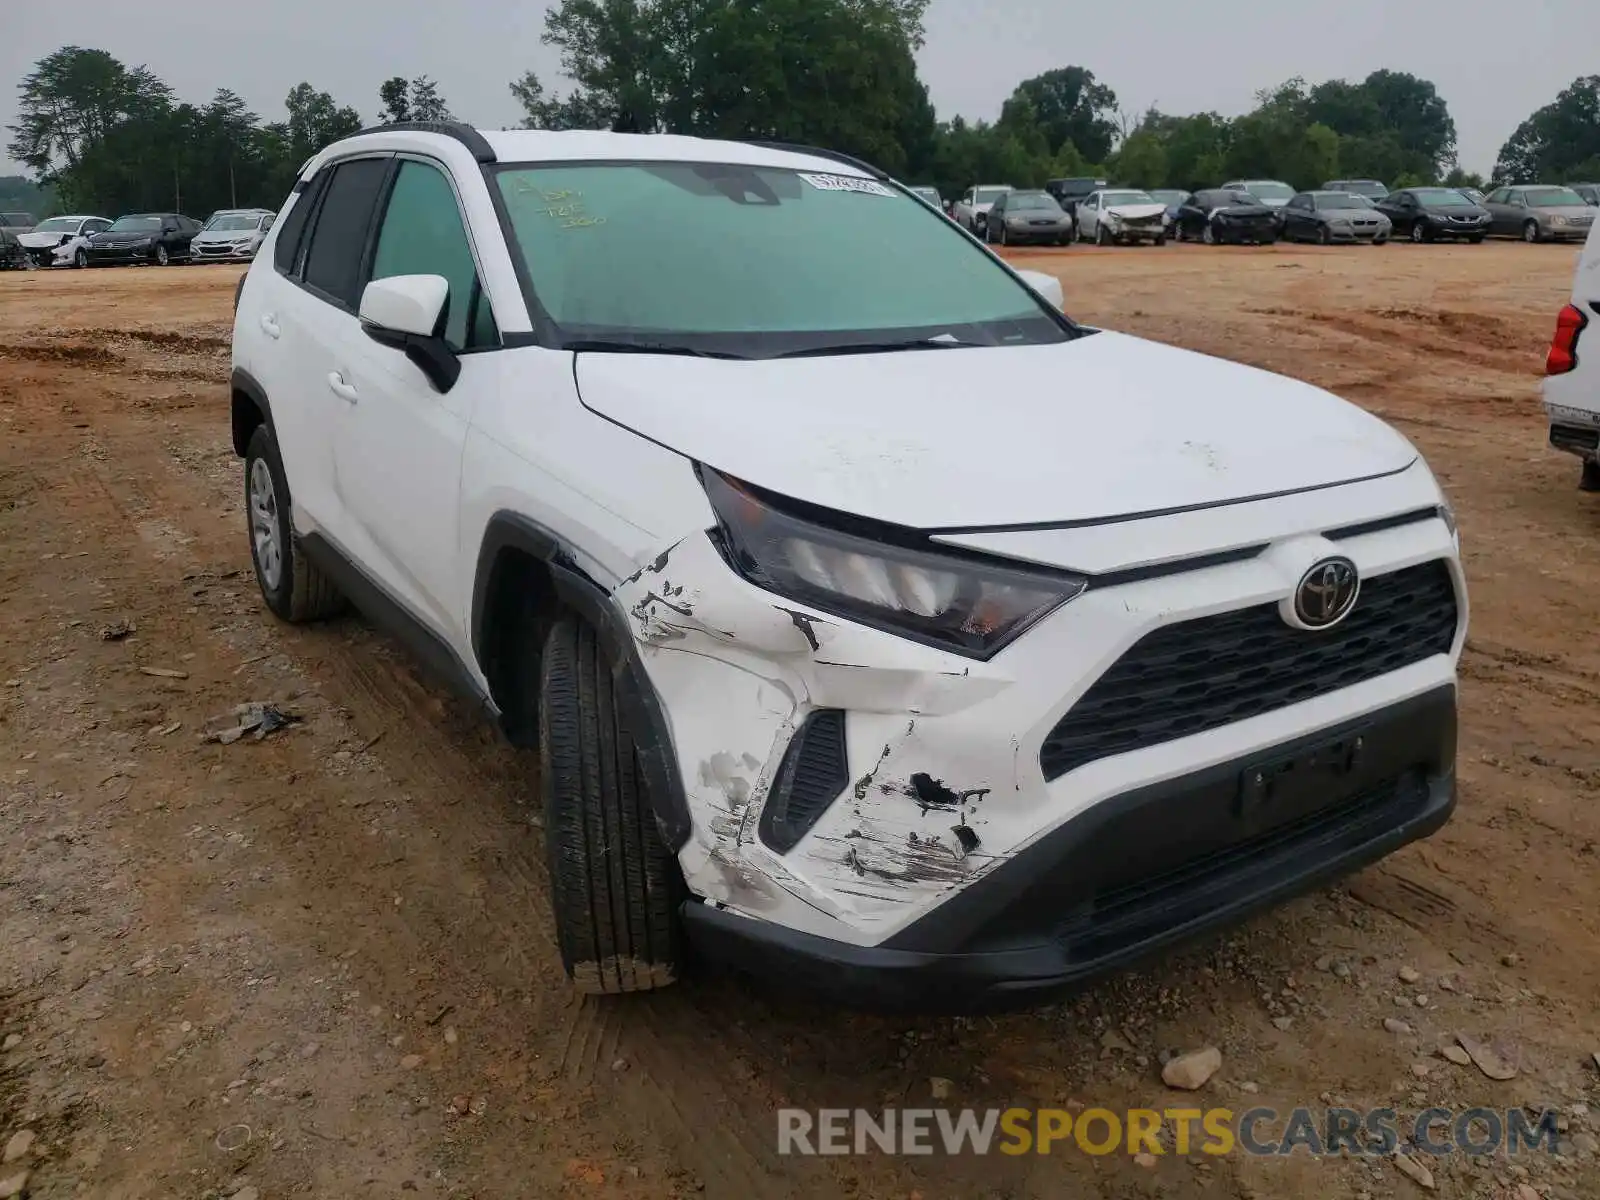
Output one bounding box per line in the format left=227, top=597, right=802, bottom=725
left=229, top=122, right=1467, bottom=1010
left=1543, top=219, right=1600, bottom=492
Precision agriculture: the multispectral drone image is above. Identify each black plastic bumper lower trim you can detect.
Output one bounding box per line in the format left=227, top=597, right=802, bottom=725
left=684, top=685, right=1456, bottom=1012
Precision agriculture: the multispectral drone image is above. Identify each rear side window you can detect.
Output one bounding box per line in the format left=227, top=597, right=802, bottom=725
left=369, top=160, right=497, bottom=351
left=302, top=157, right=391, bottom=309
left=273, top=174, right=326, bottom=274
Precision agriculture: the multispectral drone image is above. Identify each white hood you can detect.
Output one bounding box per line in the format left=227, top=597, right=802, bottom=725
left=195, top=228, right=260, bottom=243
left=17, top=230, right=72, bottom=249
left=573, top=332, right=1416, bottom=530
left=1103, top=203, right=1168, bottom=221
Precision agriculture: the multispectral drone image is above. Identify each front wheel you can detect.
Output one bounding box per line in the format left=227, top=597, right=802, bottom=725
left=1202, top=224, right=1217, bottom=245
left=1410, top=222, right=1428, bottom=244
left=1096, top=224, right=1112, bottom=246
left=998, top=223, right=1009, bottom=246
left=540, top=617, right=684, bottom=994
left=1522, top=220, right=1541, bottom=244
left=1468, top=234, right=1485, bottom=244
left=1154, top=233, right=1167, bottom=246
left=1318, top=225, right=1332, bottom=246
left=154, top=243, right=170, bottom=266
left=74, top=248, right=88, bottom=268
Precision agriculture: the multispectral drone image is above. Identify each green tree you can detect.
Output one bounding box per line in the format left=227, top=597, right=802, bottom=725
left=8, top=47, right=171, bottom=180
left=998, top=67, right=1118, bottom=163
left=409, top=76, right=452, bottom=121
left=378, top=77, right=412, bottom=123
left=1108, top=126, right=1166, bottom=189
left=1495, top=76, right=1600, bottom=182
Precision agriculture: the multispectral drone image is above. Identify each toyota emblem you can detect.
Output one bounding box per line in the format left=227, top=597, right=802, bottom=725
left=1292, top=557, right=1360, bottom=629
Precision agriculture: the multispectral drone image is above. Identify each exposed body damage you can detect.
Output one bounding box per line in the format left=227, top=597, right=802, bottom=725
left=615, top=531, right=1014, bottom=943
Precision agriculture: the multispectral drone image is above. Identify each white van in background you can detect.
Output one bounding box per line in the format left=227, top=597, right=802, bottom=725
left=1543, top=221, right=1600, bottom=492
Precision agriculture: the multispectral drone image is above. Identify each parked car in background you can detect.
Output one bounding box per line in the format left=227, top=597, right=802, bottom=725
left=17, top=214, right=112, bottom=268
left=1220, top=179, right=1296, bottom=210
left=1541, top=221, right=1600, bottom=492
left=1322, top=179, right=1390, bottom=201
left=192, top=208, right=276, bottom=262
left=1567, top=183, right=1600, bottom=206
left=1043, top=177, right=1107, bottom=227
left=85, top=213, right=201, bottom=265
left=1482, top=185, right=1596, bottom=243
left=1375, top=188, right=1491, bottom=243
left=1076, top=189, right=1167, bottom=245
left=1171, top=189, right=1278, bottom=245
left=1281, top=192, right=1391, bottom=244
left=0, top=229, right=26, bottom=270
left=986, top=189, right=1072, bottom=245
left=231, top=123, right=1466, bottom=1008
left=1147, top=189, right=1188, bottom=236
left=0, top=212, right=36, bottom=237
left=953, top=184, right=1012, bottom=237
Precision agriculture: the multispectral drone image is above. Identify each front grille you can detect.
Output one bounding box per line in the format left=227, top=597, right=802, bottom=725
left=1039, top=560, right=1459, bottom=780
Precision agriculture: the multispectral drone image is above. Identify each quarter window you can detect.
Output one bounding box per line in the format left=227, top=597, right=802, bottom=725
left=368, top=160, right=497, bottom=351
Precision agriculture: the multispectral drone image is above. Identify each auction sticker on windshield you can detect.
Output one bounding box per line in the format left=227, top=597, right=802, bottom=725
left=799, top=173, right=896, bottom=197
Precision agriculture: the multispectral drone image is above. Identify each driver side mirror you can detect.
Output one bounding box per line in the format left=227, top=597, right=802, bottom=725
left=359, top=274, right=460, bottom=393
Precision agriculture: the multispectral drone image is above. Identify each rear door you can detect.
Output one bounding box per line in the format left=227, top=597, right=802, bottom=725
left=325, top=155, right=500, bottom=643
left=263, top=155, right=393, bottom=540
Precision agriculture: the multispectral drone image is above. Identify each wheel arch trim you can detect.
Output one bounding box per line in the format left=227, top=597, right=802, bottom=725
left=230, top=367, right=275, bottom=457
left=471, top=511, right=693, bottom=851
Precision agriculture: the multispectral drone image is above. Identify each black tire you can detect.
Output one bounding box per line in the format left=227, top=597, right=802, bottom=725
left=1468, top=234, right=1485, bottom=244
left=1410, top=222, right=1429, bottom=244
left=243, top=424, right=345, bottom=623
left=998, top=222, right=1009, bottom=246
left=1202, top=223, right=1216, bottom=245
left=1154, top=233, right=1167, bottom=246
left=1317, top=224, right=1332, bottom=246
left=74, top=248, right=88, bottom=268
left=1096, top=224, right=1112, bottom=246
left=154, top=243, right=170, bottom=266
left=541, top=617, right=683, bottom=994
left=1522, top=220, right=1541, bottom=244
left=1581, top=459, right=1600, bottom=493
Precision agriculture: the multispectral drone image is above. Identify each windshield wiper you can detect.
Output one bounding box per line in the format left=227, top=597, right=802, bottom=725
left=561, top=338, right=746, bottom=360
left=771, top=336, right=982, bottom=359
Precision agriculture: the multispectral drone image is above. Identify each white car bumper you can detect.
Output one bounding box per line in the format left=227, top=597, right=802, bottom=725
left=616, top=463, right=1465, bottom=1007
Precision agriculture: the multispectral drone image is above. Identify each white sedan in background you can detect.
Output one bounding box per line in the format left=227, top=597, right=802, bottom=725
left=1075, top=190, right=1169, bottom=245
left=953, top=184, right=1013, bottom=237
left=17, top=214, right=112, bottom=268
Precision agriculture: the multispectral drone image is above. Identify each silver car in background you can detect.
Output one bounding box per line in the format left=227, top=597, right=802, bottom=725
left=192, top=208, right=276, bottom=262
left=1483, top=186, right=1596, bottom=243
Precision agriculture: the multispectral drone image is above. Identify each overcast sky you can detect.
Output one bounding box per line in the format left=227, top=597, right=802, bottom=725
left=6, top=0, right=1596, bottom=179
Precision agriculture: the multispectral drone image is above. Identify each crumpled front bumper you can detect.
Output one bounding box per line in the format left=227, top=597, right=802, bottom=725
left=614, top=465, right=1465, bottom=1005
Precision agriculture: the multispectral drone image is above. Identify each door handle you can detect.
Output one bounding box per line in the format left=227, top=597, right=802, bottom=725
left=259, top=313, right=280, bottom=339
left=326, top=371, right=359, bottom=404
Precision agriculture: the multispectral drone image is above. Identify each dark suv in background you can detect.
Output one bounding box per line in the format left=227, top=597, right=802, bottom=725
left=1044, top=177, right=1107, bottom=225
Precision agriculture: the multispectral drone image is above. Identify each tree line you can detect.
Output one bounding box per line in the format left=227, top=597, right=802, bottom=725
left=8, top=2, right=1600, bottom=219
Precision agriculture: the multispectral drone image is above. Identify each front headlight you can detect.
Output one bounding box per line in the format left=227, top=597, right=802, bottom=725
left=701, top=469, right=1086, bottom=659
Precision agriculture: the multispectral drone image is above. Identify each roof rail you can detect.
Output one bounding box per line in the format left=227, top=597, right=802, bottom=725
left=352, top=121, right=497, bottom=164
left=744, top=141, right=890, bottom=181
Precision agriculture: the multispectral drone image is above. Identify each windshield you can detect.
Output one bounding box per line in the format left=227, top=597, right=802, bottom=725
left=1102, top=191, right=1155, bottom=206
left=909, top=187, right=940, bottom=205
left=1008, top=193, right=1060, bottom=211
left=1413, top=188, right=1475, bottom=207
left=33, top=217, right=80, bottom=233
left=1525, top=187, right=1586, bottom=208
left=1242, top=181, right=1294, bottom=200
left=204, top=213, right=262, bottom=231
left=492, top=162, right=1069, bottom=357
left=1316, top=193, right=1374, bottom=209
left=1148, top=190, right=1186, bottom=204
left=108, top=216, right=162, bottom=233
left=974, top=187, right=1010, bottom=204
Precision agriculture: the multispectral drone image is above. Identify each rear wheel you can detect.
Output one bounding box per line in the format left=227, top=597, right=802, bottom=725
left=244, top=425, right=345, bottom=623
left=540, top=617, right=683, bottom=994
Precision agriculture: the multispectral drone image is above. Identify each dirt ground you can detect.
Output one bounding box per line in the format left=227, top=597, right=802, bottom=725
left=0, top=242, right=1597, bottom=1200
